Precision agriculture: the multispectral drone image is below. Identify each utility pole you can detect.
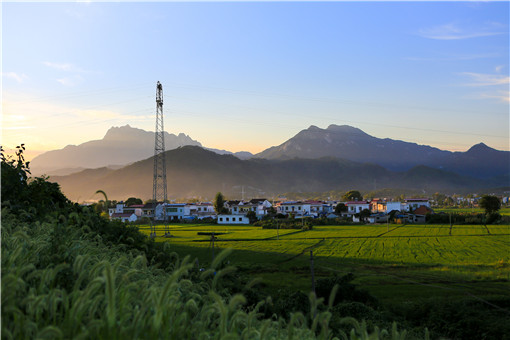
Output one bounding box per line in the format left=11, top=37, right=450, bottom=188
left=277, top=218, right=279, bottom=240
left=152, top=81, right=167, bottom=237
left=310, top=250, right=316, bottom=294
left=211, top=232, right=215, bottom=263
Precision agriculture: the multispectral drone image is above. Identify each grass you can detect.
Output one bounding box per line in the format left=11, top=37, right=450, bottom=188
left=138, top=223, right=510, bottom=306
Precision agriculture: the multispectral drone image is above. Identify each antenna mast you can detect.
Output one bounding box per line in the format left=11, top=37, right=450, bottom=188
left=153, top=81, right=167, bottom=204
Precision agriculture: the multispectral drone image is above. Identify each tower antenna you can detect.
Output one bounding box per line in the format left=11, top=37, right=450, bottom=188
left=153, top=81, right=167, bottom=204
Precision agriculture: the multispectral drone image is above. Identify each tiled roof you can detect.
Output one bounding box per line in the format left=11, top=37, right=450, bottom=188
left=111, top=213, right=134, bottom=218
left=413, top=206, right=433, bottom=215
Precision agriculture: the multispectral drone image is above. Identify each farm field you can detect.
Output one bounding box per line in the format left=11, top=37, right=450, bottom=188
left=436, top=206, right=510, bottom=216
left=139, top=223, right=510, bottom=305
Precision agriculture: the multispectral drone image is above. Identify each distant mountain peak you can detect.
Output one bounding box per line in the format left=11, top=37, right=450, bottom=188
left=326, top=124, right=367, bottom=135
left=467, top=142, right=492, bottom=152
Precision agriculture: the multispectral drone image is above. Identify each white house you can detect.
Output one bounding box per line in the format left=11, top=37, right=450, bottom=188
left=185, top=202, right=216, bottom=219
left=110, top=212, right=138, bottom=223
left=164, top=203, right=190, bottom=221
left=277, top=201, right=311, bottom=216
left=217, top=214, right=250, bottom=225
left=345, top=201, right=370, bottom=215
left=403, top=199, right=430, bottom=212
left=370, top=200, right=402, bottom=214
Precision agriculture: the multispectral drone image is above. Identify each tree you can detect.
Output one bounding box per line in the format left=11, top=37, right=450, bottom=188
left=246, top=210, right=257, bottom=224
left=125, top=197, right=143, bottom=206
left=335, top=203, right=347, bottom=214
left=214, top=192, right=228, bottom=214
left=359, top=208, right=371, bottom=222
left=479, top=195, right=501, bottom=215
left=342, top=190, right=363, bottom=202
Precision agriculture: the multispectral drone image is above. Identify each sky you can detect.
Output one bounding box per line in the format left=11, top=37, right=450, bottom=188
left=2, top=1, right=509, bottom=161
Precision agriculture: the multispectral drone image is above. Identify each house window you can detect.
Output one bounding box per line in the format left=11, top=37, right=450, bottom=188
left=298, top=206, right=301, bottom=210
left=220, top=217, right=223, bottom=222
left=226, top=217, right=230, bottom=222
left=233, top=218, right=236, bottom=222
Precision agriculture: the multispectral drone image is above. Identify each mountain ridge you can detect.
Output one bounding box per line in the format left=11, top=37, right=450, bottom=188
left=255, top=124, right=509, bottom=179
left=50, top=145, right=496, bottom=202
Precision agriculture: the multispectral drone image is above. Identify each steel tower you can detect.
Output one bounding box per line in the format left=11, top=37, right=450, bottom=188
left=152, top=81, right=167, bottom=203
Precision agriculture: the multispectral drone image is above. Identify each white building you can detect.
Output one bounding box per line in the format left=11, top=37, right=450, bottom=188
left=217, top=214, right=250, bottom=225
left=164, top=203, right=190, bottom=221
left=345, top=201, right=370, bottom=215
left=403, top=199, right=430, bottom=212
left=277, top=201, right=311, bottom=216
left=110, top=212, right=138, bottom=223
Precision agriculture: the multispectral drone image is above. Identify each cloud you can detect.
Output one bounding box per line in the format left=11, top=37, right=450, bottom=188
left=2, top=72, right=28, bottom=83
left=460, top=72, right=510, bottom=87
left=495, top=65, right=505, bottom=73
left=43, top=61, right=86, bottom=73
left=418, top=23, right=506, bottom=40
left=478, top=91, right=510, bottom=103
left=459, top=71, right=510, bottom=103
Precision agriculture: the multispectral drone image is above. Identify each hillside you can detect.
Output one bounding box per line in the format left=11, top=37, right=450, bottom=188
left=255, top=125, right=509, bottom=179
left=30, top=125, right=202, bottom=176
left=50, top=146, right=486, bottom=201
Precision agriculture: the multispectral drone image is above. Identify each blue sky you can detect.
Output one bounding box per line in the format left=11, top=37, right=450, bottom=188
left=2, top=1, right=509, bottom=160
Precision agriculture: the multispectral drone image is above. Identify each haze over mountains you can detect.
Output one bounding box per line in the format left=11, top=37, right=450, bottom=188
left=35, top=123, right=509, bottom=201
left=30, top=125, right=253, bottom=176
left=52, top=146, right=495, bottom=202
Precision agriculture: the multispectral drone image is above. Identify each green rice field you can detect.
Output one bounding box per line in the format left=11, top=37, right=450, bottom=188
left=139, top=223, right=510, bottom=304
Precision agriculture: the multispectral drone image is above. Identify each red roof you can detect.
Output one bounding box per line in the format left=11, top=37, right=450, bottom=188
left=413, top=206, right=433, bottom=215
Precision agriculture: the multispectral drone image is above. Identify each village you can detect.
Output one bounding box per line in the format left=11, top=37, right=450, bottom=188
left=108, top=197, right=435, bottom=225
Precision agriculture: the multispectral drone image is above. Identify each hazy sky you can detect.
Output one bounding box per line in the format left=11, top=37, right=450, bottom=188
left=2, top=1, right=509, bottom=160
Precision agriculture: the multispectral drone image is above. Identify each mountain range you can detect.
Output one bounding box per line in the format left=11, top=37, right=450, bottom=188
left=34, top=124, right=509, bottom=201
left=50, top=145, right=506, bottom=202
left=255, top=124, right=509, bottom=180
left=30, top=125, right=253, bottom=176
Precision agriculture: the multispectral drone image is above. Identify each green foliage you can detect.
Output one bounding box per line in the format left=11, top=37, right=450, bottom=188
left=214, top=192, right=228, bottom=214
left=343, top=190, right=363, bottom=202
left=479, top=195, right=501, bottom=215
left=125, top=197, right=143, bottom=206
left=335, top=203, right=348, bottom=214
left=315, top=274, right=377, bottom=307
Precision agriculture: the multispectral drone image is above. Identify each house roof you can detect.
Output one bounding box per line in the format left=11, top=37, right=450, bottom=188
left=142, top=202, right=163, bottom=209
left=249, top=198, right=268, bottom=204
left=304, top=200, right=323, bottom=205
left=405, top=198, right=429, bottom=202
left=413, top=206, right=433, bottom=215
left=345, top=201, right=369, bottom=205
left=111, top=213, right=135, bottom=218
left=128, top=204, right=144, bottom=208
left=279, top=201, right=309, bottom=206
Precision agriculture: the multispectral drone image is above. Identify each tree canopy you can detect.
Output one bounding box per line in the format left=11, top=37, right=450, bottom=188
left=214, top=192, right=228, bottom=214
left=342, top=190, right=363, bottom=202
left=335, top=203, right=347, bottom=214
left=125, top=197, right=143, bottom=206
left=479, top=195, right=501, bottom=215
